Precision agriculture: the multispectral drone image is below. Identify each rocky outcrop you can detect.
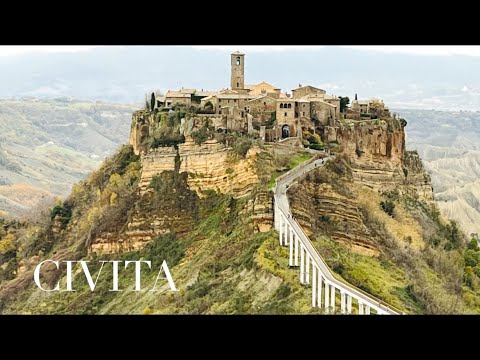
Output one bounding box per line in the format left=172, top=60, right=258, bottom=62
left=90, top=138, right=265, bottom=254
left=130, top=110, right=226, bottom=155
left=325, top=119, right=433, bottom=201
left=90, top=169, right=199, bottom=254
left=287, top=118, right=434, bottom=256
left=242, top=191, right=273, bottom=233
left=403, top=150, right=434, bottom=201
left=289, top=180, right=379, bottom=256
left=139, top=138, right=260, bottom=198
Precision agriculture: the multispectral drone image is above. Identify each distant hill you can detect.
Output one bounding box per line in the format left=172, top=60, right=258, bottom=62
left=398, top=108, right=480, bottom=237
left=0, top=98, right=137, bottom=217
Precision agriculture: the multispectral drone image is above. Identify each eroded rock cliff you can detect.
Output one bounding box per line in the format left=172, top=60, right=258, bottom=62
left=325, top=119, right=433, bottom=201
left=139, top=138, right=260, bottom=197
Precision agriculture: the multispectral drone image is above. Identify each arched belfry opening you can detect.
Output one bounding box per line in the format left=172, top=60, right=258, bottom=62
left=231, top=51, right=245, bottom=91
left=282, top=125, right=290, bottom=139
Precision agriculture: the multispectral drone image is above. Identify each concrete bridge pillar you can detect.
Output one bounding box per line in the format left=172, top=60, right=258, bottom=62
left=341, top=291, right=346, bottom=314
left=279, top=215, right=284, bottom=246
left=294, top=234, right=299, bottom=267
left=300, top=245, right=305, bottom=284
left=289, top=229, right=294, bottom=267
left=330, top=285, right=336, bottom=313
left=312, top=265, right=317, bottom=307
left=347, top=295, right=352, bottom=314
left=305, top=254, right=310, bottom=284
left=317, top=274, right=323, bottom=308
left=324, top=281, right=330, bottom=312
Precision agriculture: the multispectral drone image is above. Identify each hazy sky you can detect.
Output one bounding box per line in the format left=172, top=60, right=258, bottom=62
left=2, top=45, right=480, bottom=57
left=1, top=45, right=480, bottom=111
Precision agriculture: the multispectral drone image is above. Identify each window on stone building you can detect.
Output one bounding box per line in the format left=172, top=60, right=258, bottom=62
left=284, top=112, right=287, bottom=117
left=288, top=103, right=292, bottom=108
left=303, top=112, right=305, bottom=116
left=219, top=99, right=221, bottom=103
left=264, top=102, right=266, bottom=106
left=280, top=104, right=284, bottom=108
left=234, top=99, right=236, bottom=103
left=236, top=57, right=241, bottom=66
left=219, top=110, right=222, bottom=114
left=237, top=82, right=239, bottom=87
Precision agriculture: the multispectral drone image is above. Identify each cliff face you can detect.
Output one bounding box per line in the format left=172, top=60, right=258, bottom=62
left=325, top=119, right=433, bottom=201
left=288, top=119, right=434, bottom=256
left=139, top=139, right=260, bottom=198
left=290, top=179, right=379, bottom=256
left=89, top=138, right=272, bottom=254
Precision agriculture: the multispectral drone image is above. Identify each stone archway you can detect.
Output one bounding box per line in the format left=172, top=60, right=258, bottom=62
left=282, top=124, right=290, bottom=139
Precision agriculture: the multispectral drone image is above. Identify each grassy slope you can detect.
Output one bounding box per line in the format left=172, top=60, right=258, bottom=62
left=1, top=144, right=321, bottom=314
left=291, top=158, right=479, bottom=314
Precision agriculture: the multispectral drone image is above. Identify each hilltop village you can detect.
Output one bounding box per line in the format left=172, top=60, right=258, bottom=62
left=130, top=51, right=393, bottom=153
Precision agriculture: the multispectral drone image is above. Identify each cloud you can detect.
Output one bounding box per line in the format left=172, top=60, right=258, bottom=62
left=192, top=46, right=324, bottom=53
left=342, top=46, right=480, bottom=57
left=0, top=46, right=99, bottom=57
left=192, top=45, right=480, bottom=57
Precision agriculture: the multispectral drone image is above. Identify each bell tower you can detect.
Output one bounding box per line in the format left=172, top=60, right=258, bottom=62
left=230, top=51, right=245, bottom=91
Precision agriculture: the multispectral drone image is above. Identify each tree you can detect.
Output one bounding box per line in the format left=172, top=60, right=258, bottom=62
left=445, top=221, right=461, bottom=248
left=468, top=238, right=479, bottom=251
left=339, top=96, right=350, bottom=113
left=150, top=93, right=156, bottom=112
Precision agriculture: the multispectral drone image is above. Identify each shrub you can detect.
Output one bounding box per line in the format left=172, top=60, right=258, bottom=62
left=266, top=112, right=276, bottom=128
left=144, top=233, right=185, bottom=269
left=151, top=134, right=185, bottom=148
left=149, top=175, right=163, bottom=192
left=380, top=199, right=395, bottom=217
left=50, top=204, right=72, bottom=227
left=464, top=266, right=475, bottom=288
left=308, top=143, right=325, bottom=151
left=191, top=127, right=209, bottom=145
left=232, top=137, right=253, bottom=158
left=464, top=249, right=480, bottom=267
left=468, top=238, right=479, bottom=251
left=143, top=307, right=153, bottom=315
left=0, top=233, right=15, bottom=255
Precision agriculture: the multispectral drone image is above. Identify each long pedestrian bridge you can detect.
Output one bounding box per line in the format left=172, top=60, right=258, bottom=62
left=273, top=156, right=403, bottom=315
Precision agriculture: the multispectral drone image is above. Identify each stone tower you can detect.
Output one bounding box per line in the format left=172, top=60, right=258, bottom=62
left=231, top=51, right=245, bottom=91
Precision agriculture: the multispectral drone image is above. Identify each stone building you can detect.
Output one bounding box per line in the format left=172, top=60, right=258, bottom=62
left=275, top=85, right=341, bottom=139
left=351, top=99, right=370, bottom=114
left=144, top=51, right=346, bottom=141
left=351, top=98, right=390, bottom=118
left=247, top=82, right=281, bottom=98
